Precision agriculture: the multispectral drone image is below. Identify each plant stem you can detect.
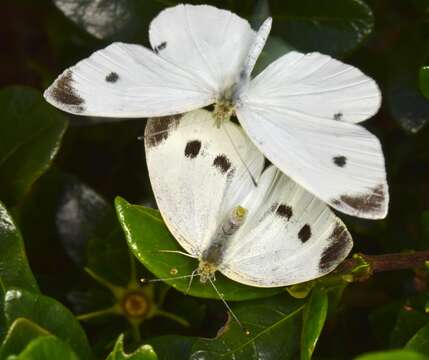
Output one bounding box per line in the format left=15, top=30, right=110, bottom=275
left=336, top=251, right=429, bottom=281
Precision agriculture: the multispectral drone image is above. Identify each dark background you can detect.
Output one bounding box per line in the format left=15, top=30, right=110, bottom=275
left=2, top=0, right=429, bottom=358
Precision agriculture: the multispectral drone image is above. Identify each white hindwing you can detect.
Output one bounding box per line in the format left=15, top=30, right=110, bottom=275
left=44, top=43, right=215, bottom=117
left=221, top=166, right=353, bottom=287
left=237, top=51, right=388, bottom=219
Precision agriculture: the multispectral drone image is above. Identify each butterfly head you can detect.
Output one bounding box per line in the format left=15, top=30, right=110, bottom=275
left=197, top=260, right=218, bottom=283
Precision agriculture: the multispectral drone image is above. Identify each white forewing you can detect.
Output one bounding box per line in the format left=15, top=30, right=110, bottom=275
left=236, top=104, right=388, bottom=219
left=220, top=166, right=353, bottom=287
left=144, top=109, right=264, bottom=256
left=44, top=42, right=215, bottom=117
left=236, top=51, right=388, bottom=219
left=243, top=51, right=381, bottom=124
left=149, top=4, right=256, bottom=94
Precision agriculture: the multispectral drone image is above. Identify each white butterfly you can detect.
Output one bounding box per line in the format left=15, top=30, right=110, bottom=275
left=144, top=109, right=353, bottom=287
left=44, top=3, right=388, bottom=219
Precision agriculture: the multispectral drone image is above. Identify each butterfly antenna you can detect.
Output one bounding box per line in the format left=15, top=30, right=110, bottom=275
left=185, top=269, right=199, bottom=294
left=222, top=125, right=258, bottom=187
left=208, top=277, right=250, bottom=335
left=157, top=249, right=198, bottom=258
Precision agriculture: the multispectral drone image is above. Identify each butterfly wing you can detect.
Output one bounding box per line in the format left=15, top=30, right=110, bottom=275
left=220, top=166, right=353, bottom=287
left=149, top=4, right=256, bottom=94
left=44, top=42, right=215, bottom=117
left=236, top=51, right=388, bottom=219
left=144, top=109, right=264, bottom=256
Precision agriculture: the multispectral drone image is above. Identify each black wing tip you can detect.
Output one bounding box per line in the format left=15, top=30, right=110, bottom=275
left=46, top=70, right=85, bottom=113
left=319, top=222, right=353, bottom=272
left=331, top=183, right=389, bottom=219
left=145, top=114, right=182, bottom=148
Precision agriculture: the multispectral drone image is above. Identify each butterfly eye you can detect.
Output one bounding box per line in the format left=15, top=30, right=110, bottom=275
left=232, top=206, right=248, bottom=224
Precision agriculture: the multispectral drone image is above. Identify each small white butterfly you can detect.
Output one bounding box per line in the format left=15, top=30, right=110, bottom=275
left=144, top=109, right=353, bottom=288
left=44, top=4, right=388, bottom=219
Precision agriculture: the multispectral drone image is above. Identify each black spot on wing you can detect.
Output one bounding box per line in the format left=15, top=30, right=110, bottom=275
left=184, top=140, right=202, bottom=158
left=298, top=224, right=311, bottom=243
left=145, top=114, right=181, bottom=148
left=333, top=112, right=343, bottom=120
left=331, top=184, right=386, bottom=215
left=333, top=156, right=347, bottom=167
left=154, top=41, right=167, bottom=54
left=51, top=70, right=84, bottom=111
left=275, top=204, right=293, bottom=220
left=105, top=72, right=119, bottom=83
left=213, top=155, right=231, bottom=174
left=319, top=223, right=351, bottom=271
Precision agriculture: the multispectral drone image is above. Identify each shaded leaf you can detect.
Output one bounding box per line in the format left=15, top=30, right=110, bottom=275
left=406, top=321, right=429, bottom=355
left=354, top=349, right=428, bottom=360
left=419, top=66, right=429, bottom=99
left=3, top=288, right=91, bottom=360
left=0, top=318, right=49, bottom=360
left=301, top=287, right=328, bottom=360
left=270, top=0, right=374, bottom=56
left=190, top=295, right=304, bottom=360
left=7, top=336, right=78, bottom=360
left=115, top=197, right=282, bottom=301
left=0, top=202, right=38, bottom=293
left=147, top=335, right=197, bottom=360
left=387, top=24, right=429, bottom=133
left=106, top=334, right=157, bottom=360
left=53, top=0, right=132, bottom=39
left=389, top=308, right=428, bottom=348
left=0, top=86, right=68, bottom=206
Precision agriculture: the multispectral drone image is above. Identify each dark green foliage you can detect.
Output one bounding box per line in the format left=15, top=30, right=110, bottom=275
left=1, top=0, right=429, bottom=359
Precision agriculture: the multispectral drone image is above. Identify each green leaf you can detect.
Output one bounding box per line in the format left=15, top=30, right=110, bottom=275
left=106, top=334, right=158, bottom=360
left=387, top=24, right=429, bottom=133
left=389, top=308, right=428, bottom=348
left=0, top=202, right=38, bottom=293
left=419, top=66, right=429, bottom=99
left=115, top=197, right=282, bottom=301
left=147, top=335, right=197, bottom=360
left=6, top=336, right=79, bottom=360
left=3, top=288, right=91, bottom=360
left=300, top=287, right=328, bottom=360
left=406, top=321, right=429, bottom=355
left=270, top=0, right=374, bottom=56
left=190, top=295, right=304, bottom=359
left=0, top=318, right=50, bottom=360
left=0, top=86, right=68, bottom=206
left=354, top=349, right=428, bottom=360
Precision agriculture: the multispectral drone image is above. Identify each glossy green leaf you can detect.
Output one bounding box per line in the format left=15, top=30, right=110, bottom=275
left=3, top=288, right=91, bottom=360
left=6, top=336, right=78, bottom=360
left=270, top=0, right=374, bottom=56
left=387, top=24, right=429, bottom=133
left=301, top=287, right=328, bottom=360
left=190, top=295, right=304, bottom=359
left=51, top=171, right=131, bottom=286
left=0, top=318, right=49, bottom=360
left=147, top=335, right=197, bottom=360
left=115, top=197, right=282, bottom=301
left=389, top=308, right=428, bottom=348
left=106, top=334, right=157, bottom=360
left=0, top=202, right=38, bottom=293
left=406, top=321, right=429, bottom=355
left=354, top=349, right=428, bottom=360
left=419, top=66, right=429, bottom=99
left=0, top=86, right=68, bottom=206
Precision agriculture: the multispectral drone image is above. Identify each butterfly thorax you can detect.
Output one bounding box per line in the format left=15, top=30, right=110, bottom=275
left=213, top=99, right=234, bottom=128
left=197, top=206, right=247, bottom=283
